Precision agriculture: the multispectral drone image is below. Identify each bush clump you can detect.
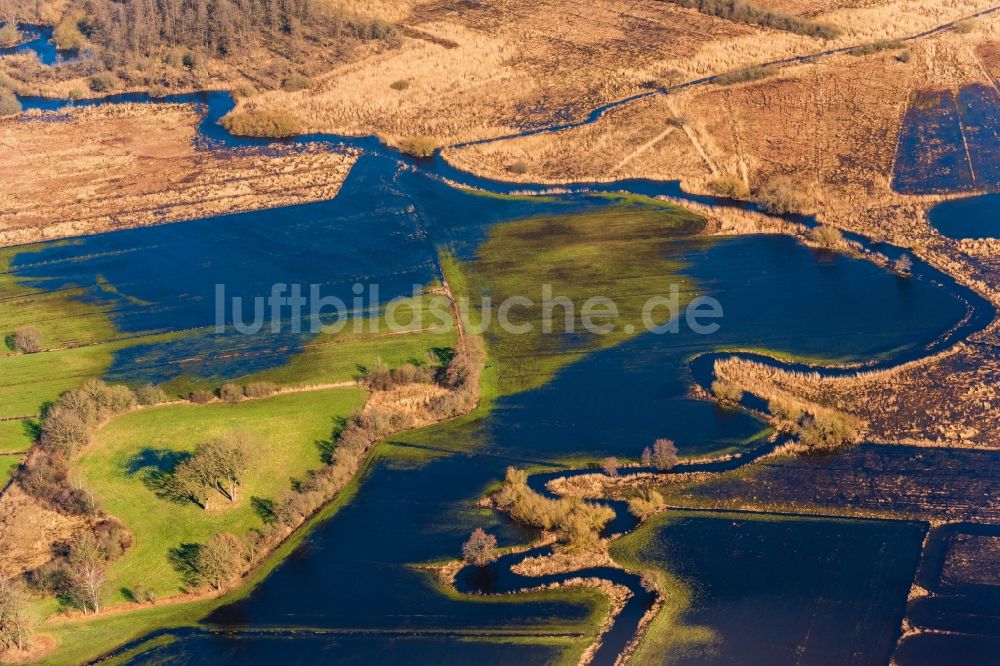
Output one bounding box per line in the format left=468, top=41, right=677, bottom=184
left=810, top=224, right=843, bottom=249
left=10, top=325, right=42, bottom=352
left=716, top=65, right=771, bottom=86
left=389, top=79, right=409, bottom=91
left=710, top=174, right=749, bottom=199
left=220, top=110, right=301, bottom=138
left=397, top=135, right=439, bottom=158
left=243, top=381, right=278, bottom=399
left=282, top=74, right=311, bottom=92
left=89, top=72, right=120, bottom=93
left=0, top=22, right=22, bottom=48
left=53, top=12, right=87, bottom=50
left=135, top=384, right=170, bottom=405
left=219, top=383, right=244, bottom=403
left=711, top=379, right=744, bottom=404
left=189, top=389, right=214, bottom=404
left=755, top=177, right=807, bottom=214
left=0, top=91, right=21, bottom=116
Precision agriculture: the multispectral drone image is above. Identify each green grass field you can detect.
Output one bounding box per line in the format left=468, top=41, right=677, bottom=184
left=453, top=195, right=705, bottom=394
left=0, top=452, right=21, bottom=487
left=77, top=387, right=367, bottom=605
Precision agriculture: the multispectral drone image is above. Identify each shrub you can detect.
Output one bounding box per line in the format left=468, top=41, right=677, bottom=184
left=756, top=177, right=807, bottom=214
left=220, top=111, right=301, bottom=138
left=710, top=174, right=749, bottom=199
left=711, top=379, right=744, bottom=404
left=135, top=384, right=169, bottom=406
left=894, top=253, right=913, bottom=276
left=810, top=224, right=843, bottom=249
left=628, top=489, right=665, bottom=519
left=243, top=381, right=278, bottom=398
left=232, top=84, right=257, bottom=98
left=89, top=72, right=120, bottom=93
left=506, top=160, right=529, bottom=175
left=282, top=74, right=311, bottom=92
left=53, top=12, right=87, bottom=50
left=953, top=19, right=976, bottom=34
left=67, top=87, right=86, bottom=100
left=148, top=84, right=168, bottom=98
left=896, top=50, right=912, bottom=64
left=0, top=91, right=21, bottom=116
left=389, top=79, right=409, bottom=91
left=651, top=438, right=678, bottom=470
left=847, top=40, right=903, bottom=57
left=462, top=528, right=498, bottom=566
left=0, top=22, right=21, bottom=48
left=602, top=456, right=619, bottom=477
left=716, top=66, right=770, bottom=86
left=768, top=396, right=804, bottom=422
left=666, top=115, right=687, bottom=128
left=189, top=390, right=214, bottom=404
left=798, top=412, right=858, bottom=450
left=39, top=406, right=90, bottom=454
left=397, top=135, right=439, bottom=158
left=10, top=325, right=42, bottom=352
left=219, top=383, right=244, bottom=403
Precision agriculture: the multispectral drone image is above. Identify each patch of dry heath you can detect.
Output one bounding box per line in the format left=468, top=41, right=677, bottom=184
left=0, top=484, right=87, bottom=578
left=241, top=0, right=998, bottom=148
left=0, top=103, right=357, bottom=247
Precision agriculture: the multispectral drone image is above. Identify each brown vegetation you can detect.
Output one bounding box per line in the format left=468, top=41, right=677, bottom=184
left=0, top=103, right=356, bottom=247
left=219, top=110, right=302, bottom=138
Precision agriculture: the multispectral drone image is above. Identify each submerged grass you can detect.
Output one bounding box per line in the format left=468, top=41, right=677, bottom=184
left=455, top=196, right=705, bottom=394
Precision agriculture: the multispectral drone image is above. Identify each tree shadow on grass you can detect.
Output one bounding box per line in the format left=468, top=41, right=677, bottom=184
left=251, top=496, right=276, bottom=524
left=123, top=447, right=195, bottom=505
left=169, top=543, right=201, bottom=588
left=21, top=418, right=41, bottom=442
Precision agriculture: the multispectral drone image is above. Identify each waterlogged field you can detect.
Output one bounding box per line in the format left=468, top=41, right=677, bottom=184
left=0, top=100, right=983, bottom=665
left=611, top=511, right=925, bottom=666
left=894, top=84, right=1000, bottom=194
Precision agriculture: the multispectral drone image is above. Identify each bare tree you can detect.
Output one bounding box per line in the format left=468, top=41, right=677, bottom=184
left=196, top=533, right=243, bottom=590
left=68, top=534, right=107, bottom=614
left=11, top=325, right=43, bottom=353
left=0, top=577, right=31, bottom=652
left=640, top=446, right=652, bottom=467
left=201, top=433, right=251, bottom=502
left=652, top=438, right=678, bottom=470
left=462, top=528, right=498, bottom=567
left=602, top=456, right=619, bottom=477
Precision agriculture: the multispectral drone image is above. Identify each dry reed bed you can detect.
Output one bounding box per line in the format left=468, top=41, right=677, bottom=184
left=0, top=103, right=358, bottom=247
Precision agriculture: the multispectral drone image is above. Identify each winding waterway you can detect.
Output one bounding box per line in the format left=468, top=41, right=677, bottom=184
left=6, top=35, right=997, bottom=664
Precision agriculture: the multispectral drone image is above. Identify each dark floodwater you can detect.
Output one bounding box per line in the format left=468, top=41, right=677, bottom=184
left=928, top=193, right=1000, bottom=239
left=8, top=84, right=993, bottom=665
left=626, top=513, right=926, bottom=665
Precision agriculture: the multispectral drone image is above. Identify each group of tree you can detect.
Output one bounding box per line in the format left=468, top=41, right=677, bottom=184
left=19, top=379, right=145, bottom=515
left=640, top=438, right=679, bottom=470
left=48, top=0, right=397, bottom=69
left=172, top=432, right=253, bottom=507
